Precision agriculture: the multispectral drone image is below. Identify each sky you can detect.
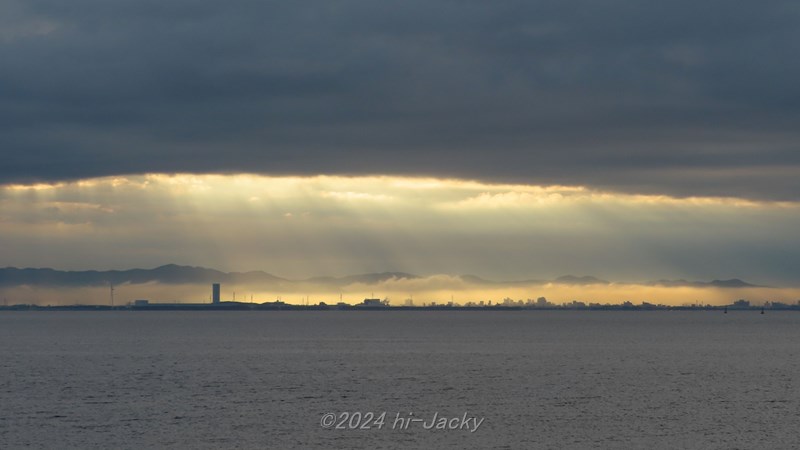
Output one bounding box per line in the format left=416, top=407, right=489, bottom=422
left=1, top=1, right=799, bottom=304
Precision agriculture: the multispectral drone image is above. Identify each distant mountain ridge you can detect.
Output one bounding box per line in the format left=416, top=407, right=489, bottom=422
left=0, top=265, right=763, bottom=288
left=0, top=265, right=420, bottom=288
left=554, top=275, right=610, bottom=285
left=0, top=264, right=287, bottom=287
left=646, top=278, right=762, bottom=288
left=305, top=272, right=419, bottom=285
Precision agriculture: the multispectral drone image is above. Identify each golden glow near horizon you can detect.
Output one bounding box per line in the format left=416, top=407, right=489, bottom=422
left=5, top=173, right=795, bottom=208
left=2, top=173, right=800, bottom=305
left=3, top=278, right=799, bottom=308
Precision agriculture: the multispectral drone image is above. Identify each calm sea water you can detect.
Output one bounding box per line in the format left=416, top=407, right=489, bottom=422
left=1, top=311, right=799, bottom=449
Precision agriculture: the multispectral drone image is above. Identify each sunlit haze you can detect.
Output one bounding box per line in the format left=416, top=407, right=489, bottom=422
left=3, top=174, right=799, bottom=305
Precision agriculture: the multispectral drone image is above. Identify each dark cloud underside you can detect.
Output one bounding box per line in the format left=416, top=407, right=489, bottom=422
left=2, top=0, right=799, bottom=199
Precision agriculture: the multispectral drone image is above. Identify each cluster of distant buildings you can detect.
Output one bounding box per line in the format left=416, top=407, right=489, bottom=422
left=120, top=286, right=800, bottom=312
left=3, top=283, right=799, bottom=311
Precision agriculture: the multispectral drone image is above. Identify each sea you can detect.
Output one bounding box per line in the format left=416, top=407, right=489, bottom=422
left=1, top=310, right=799, bottom=449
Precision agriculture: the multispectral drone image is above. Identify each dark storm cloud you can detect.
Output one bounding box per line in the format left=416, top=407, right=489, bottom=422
left=2, top=0, right=799, bottom=199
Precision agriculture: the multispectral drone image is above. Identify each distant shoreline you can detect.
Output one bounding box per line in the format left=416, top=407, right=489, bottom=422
left=0, top=302, right=794, bottom=312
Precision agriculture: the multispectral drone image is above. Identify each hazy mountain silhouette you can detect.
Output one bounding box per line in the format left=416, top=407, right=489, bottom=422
left=458, top=274, right=496, bottom=285
left=647, top=278, right=762, bottom=288
left=304, top=272, right=419, bottom=285
left=458, top=274, right=546, bottom=285
left=554, top=275, right=610, bottom=285
left=0, top=264, right=286, bottom=287
left=0, top=266, right=417, bottom=288
left=0, top=265, right=763, bottom=289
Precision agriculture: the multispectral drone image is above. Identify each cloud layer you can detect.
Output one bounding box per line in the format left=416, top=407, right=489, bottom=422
left=2, top=175, right=799, bottom=287
left=2, top=1, right=799, bottom=199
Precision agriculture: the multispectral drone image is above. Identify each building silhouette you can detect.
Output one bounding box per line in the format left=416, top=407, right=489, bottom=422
left=212, top=283, right=220, bottom=304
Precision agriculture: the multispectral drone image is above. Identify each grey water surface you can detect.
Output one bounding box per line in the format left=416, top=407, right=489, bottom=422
left=1, top=311, right=799, bottom=449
